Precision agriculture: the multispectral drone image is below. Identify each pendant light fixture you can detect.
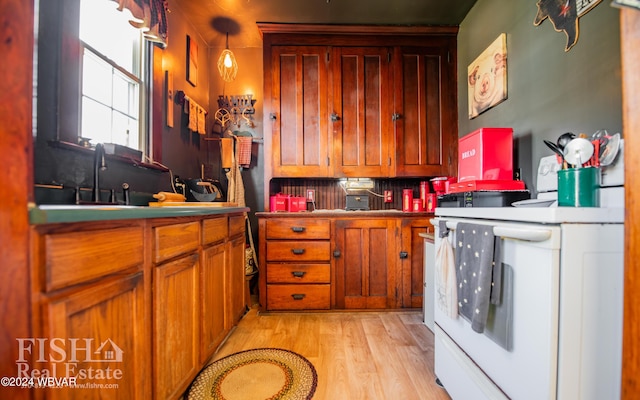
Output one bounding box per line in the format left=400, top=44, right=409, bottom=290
left=217, top=32, right=238, bottom=82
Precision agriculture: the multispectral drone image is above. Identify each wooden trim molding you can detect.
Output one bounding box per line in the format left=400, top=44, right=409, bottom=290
left=0, top=1, right=34, bottom=399
left=257, top=22, right=459, bottom=37
left=620, top=8, right=640, bottom=400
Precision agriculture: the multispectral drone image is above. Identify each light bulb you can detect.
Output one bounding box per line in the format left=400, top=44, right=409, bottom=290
left=224, top=53, right=232, bottom=68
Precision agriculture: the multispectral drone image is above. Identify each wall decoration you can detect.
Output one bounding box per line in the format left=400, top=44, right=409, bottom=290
left=468, top=33, right=507, bottom=119
left=533, top=0, right=603, bottom=51
left=165, top=70, right=174, bottom=127
left=187, top=35, right=198, bottom=86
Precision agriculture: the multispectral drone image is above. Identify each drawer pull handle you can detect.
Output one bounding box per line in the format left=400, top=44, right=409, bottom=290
left=291, top=248, right=305, bottom=255
left=399, top=251, right=408, bottom=259
left=291, top=226, right=306, bottom=233
left=292, top=271, right=306, bottom=278
left=291, top=294, right=306, bottom=300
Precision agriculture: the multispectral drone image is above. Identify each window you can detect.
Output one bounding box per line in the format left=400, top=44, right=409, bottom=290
left=78, top=0, right=146, bottom=152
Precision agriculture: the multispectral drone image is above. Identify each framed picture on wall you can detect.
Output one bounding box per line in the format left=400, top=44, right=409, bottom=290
left=467, top=33, right=507, bottom=119
left=187, top=35, right=198, bottom=86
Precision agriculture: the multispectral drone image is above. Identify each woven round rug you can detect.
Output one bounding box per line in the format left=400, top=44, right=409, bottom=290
left=187, top=348, right=317, bottom=400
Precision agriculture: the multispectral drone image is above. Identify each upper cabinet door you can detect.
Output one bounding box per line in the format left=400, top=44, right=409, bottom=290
left=393, top=45, right=458, bottom=177
left=271, top=46, right=330, bottom=177
left=332, top=47, right=392, bottom=177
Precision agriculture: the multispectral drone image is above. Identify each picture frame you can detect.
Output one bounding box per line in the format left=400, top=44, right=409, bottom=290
left=467, top=33, right=508, bottom=119
left=187, top=35, right=198, bottom=86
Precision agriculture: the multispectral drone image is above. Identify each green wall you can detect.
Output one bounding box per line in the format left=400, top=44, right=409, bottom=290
left=457, top=0, right=621, bottom=192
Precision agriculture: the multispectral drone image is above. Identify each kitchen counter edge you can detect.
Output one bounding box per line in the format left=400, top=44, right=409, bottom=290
left=29, top=205, right=250, bottom=224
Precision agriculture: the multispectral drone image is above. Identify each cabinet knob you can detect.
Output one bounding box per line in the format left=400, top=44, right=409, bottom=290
left=291, top=294, right=306, bottom=300
left=333, top=250, right=341, bottom=258
left=269, top=113, right=277, bottom=121
left=291, top=248, right=306, bottom=255
left=292, top=271, right=306, bottom=278
left=399, top=251, right=408, bottom=259
left=392, top=113, right=402, bottom=121
left=291, top=226, right=306, bottom=233
left=330, top=113, right=340, bottom=122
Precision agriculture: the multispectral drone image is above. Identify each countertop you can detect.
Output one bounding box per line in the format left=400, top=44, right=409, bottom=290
left=256, top=209, right=434, bottom=218
left=419, top=232, right=435, bottom=241
left=29, top=204, right=250, bottom=224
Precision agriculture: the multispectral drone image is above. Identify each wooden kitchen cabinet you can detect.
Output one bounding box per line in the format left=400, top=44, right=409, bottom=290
left=399, top=217, right=433, bottom=308
left=200, top=217, right=228, bottom=363
left=270, top=45, right=330, bottom=177
left=258, top=213, right=431, bottom=312
left=152, top=221, right=200, bottom=399
left=260, top=24, right=458, bottom=189
left=30, top=221, right=149, bottom=400
left=259, top=218, right=331, bottom=310
left=334, top=218, right=397, bottom=309
left=331, top=46, right=392, bottom=177
left=226, top=215, right=248, bottom=326
left=43, top=273, right=148, bottom=400
left=30, top=211, right=248, bottom=400
left=393, top=45, right=457, bottom=177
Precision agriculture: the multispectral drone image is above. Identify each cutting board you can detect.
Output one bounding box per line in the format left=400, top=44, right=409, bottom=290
left=149, top=202, right=239, bottom=207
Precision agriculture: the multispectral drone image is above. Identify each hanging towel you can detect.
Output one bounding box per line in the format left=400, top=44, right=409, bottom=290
left=455, top=222, right=498, bottom=333
left=220, top=137, right=233, bottom=169
left=236, top=136, right=253, bottom=168
left=186, top=99, right=198, bottom=132
left=196, top=106, right=206, bottom=134
left=435, top=221, right=458, bottom=319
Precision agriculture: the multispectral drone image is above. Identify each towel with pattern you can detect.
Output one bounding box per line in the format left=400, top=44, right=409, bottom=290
left=455, top=222, right=499, bottom=333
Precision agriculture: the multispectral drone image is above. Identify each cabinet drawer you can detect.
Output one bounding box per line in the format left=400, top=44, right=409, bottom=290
left=229, top=215, right=245, bottom=238
left=266, top=241, right=330, bottom=262
left=266, top=263, right=330, bottom=283
left=267, top=284, right=330, bottom=310
left=202, top=217, right=228, bottom=245
left=266, top=219, right=330, bottom=240
left=153, top=222, right=200, bottom=263
left=43, top=226, right=143, bottom=292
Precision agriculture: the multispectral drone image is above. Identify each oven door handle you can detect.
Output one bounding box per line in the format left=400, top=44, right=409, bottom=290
left=440, top=220, right=552, bottom=242
left=492, top=226, right=551, bottom=242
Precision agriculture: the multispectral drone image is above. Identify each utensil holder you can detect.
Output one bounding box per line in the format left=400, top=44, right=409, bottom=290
left=557, top=167, right=600, bottom=207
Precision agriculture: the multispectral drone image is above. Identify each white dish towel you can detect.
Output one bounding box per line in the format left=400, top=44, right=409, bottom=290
left=436, top=221, right=458, bottom=319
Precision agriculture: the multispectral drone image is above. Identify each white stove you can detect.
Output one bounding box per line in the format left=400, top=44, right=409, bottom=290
left=431, top=145, right=625, bottom=400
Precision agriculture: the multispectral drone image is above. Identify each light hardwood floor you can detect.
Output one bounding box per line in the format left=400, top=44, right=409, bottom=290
left=211, top=307, right=451, bottom=399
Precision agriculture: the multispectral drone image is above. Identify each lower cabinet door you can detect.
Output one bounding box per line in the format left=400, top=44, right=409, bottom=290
left=226, top=236, right=247, bottom=328
left=201, top=242, right=227, bottom=363
left=42, top=272, right=148, bottom=400
left=154, top=253, right=200, bottom=399
left=267, top=284, right=331, bottom=310
left=334, top=219, right=398, bottom=309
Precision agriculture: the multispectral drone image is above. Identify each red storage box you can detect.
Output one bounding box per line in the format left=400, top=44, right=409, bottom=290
left=288, top=196, right=307, bottom=212
left=458, top=127, right=514, bottom=182
left=269, top=194, right=289, bottom=212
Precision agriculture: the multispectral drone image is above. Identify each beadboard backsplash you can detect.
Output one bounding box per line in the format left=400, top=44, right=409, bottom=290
left=269, top=178, right=434, bottom=211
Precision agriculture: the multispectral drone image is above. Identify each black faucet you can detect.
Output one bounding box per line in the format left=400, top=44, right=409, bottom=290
left=92, top=143, right=107, bottom=202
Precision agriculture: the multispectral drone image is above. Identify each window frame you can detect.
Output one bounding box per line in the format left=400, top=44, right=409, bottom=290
left=54, top=0, right=151, bottom=158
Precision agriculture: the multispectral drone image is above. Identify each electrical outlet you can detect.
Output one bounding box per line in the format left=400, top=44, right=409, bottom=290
left=306, top=189, right=315, bottom=203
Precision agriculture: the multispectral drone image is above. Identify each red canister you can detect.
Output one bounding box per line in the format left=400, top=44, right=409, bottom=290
left=426, top=193, right=437, bottom=213
left=420, top=181, right=429, bottom=208
left=402, top=189, right=413, bottom=212
left=412, top=198, right=424, bottom=212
